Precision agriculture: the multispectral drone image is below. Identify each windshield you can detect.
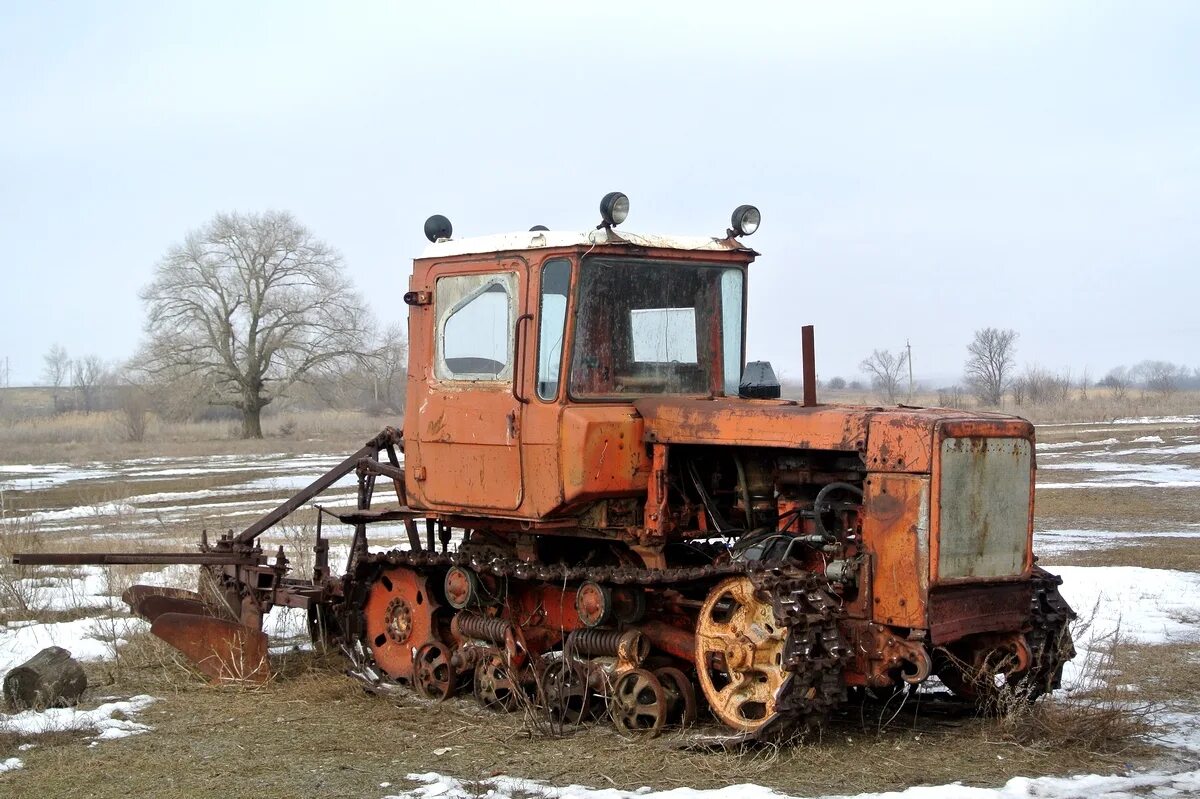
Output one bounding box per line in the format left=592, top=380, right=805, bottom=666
left=569, top=258, right=744, bottom=398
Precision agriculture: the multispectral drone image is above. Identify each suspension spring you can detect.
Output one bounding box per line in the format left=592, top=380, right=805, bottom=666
left=566, top=628, right=648, bottom=666
left=454, top=612, right=511, bottom=644
left=567, top=628, right=623, bottom=656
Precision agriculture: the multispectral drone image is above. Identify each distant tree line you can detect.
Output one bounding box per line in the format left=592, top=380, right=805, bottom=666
left=819, top=327, right=1199, bottom=408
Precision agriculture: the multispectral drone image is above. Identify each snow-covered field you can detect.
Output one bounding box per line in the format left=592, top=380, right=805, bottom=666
left=0, top=451, right=361, bottom=536
left=2, top=416, right=1200, bottom=797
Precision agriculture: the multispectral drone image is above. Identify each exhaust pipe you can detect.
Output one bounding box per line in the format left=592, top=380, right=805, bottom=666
left=802, top=325, right=817, bottom=407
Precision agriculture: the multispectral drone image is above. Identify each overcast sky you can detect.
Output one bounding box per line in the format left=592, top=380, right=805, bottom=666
left=2, top=1, right=1197, bottom=387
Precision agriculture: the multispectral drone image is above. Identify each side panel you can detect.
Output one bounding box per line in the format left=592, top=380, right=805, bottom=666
left=559, top=406, right=649, bottom=506
left=862, top=473, right=930, bottom=629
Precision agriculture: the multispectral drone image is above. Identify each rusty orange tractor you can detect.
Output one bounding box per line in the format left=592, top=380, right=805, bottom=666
left=16, top=194, right=1074, bottom=738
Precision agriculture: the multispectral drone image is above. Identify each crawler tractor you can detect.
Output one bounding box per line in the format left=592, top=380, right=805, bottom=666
left=16, top=194, right=1075, bottom=739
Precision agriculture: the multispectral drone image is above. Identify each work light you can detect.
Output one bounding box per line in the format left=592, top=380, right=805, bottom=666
left=730, top=205, right=761, bottom=237
left=424, top=215, right=453, bottom=242
left=598, top=192, right=629, bottom=228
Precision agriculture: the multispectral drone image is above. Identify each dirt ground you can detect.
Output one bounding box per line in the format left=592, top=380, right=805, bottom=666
left=0, top=648, right=1153, bottom=799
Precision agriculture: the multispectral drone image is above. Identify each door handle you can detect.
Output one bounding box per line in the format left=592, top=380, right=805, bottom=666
left=506, top=410, right=518, bottom=440
left=512, top=313, right=533, bottom=404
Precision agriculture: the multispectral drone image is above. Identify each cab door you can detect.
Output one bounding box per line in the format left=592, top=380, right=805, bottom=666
left=411, top=259, right=528, bottom=511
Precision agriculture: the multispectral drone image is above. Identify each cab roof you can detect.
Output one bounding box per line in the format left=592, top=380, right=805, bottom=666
left=419, top=228, right=756, bottom=259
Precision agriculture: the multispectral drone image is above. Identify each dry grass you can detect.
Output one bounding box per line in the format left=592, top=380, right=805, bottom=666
left=1036, top=486, right=1200, bottom=534
left=985, top=620, right=1157, bottom=757
left=0, top=408, right=384, bottom=465
left=1041, top=535, right=1200, bottom=573
left=0, top=515, right=49, bottom=621
left=0, top=646, right=1142, bottom=799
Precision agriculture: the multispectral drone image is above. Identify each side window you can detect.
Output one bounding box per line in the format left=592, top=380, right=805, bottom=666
left=536, top=259, right=571, bottom=400
left=435, top=272, right=517, bottom=381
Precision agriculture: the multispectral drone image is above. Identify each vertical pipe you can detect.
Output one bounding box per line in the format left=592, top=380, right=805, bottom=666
left=802, top=324, right=817, bottom=407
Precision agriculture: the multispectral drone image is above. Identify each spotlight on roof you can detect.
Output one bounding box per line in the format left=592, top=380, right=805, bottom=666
left=597, top=191, right=629, bottom=229
left=424, top=215, right=453, bottom=243
left=529, top=225, right=549, bottom=232
left=729, top=205, right=761, bottom=238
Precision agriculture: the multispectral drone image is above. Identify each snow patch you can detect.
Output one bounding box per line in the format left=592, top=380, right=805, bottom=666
left=384, top=768, right=1200, bottom=799
left=0, top=757, right=23, bottom=772
left=1053, top=566, right=1200, bottom=693
left=1055, top=566, right=1200, bottom=648
left=0, top=695, right=157, bottom=740
left=0, top=616, right=149, bottom=672
left=1037, top=438, right=1119, bottom=450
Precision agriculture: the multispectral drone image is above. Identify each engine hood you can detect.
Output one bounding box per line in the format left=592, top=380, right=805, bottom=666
left=632, top=397, right=1032, bottom=474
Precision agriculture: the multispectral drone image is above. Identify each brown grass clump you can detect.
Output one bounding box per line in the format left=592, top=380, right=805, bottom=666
left=0, top=515, right=49, bottom=620
left=982, top=614, right=1158, bottom=758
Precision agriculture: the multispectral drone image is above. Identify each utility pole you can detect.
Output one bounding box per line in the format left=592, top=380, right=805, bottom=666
left=906, top=340, right=913, bottom=403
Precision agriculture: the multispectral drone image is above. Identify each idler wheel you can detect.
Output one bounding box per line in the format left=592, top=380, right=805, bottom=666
left=444, top=566, right=480, bottom=610
left=542, top=658, right=593, bottom=727
left=414, top=641, right=456, bottom=702
left=474, top=653, right=520, bottom=712
left=654, top=666, right=697, bottom=726
left=694, top=576, right=788, bottom=733
left=611, top=668, right=667, bottom=738
left=575, top=581, right=612, bottom=628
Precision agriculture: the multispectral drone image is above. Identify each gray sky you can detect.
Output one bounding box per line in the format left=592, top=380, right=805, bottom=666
left=2, top=1, right=1197, bottom=387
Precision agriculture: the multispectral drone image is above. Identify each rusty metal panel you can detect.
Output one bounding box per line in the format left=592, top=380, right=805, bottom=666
left=865, top=414, right=935, bottom=473
left=862, top=473, right=930, bottom=629
left=635, top=397, right=867, bottom=451
left=936, top=437, right=1031, bottom=580
left=927, top=581, right=1032, bottom=644
left=559, top=406, right=648, bottom=505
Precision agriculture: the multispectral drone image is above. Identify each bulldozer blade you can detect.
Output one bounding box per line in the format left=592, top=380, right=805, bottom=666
left=123, top=585, right=204, bottom=619
left=150, top=613, right=269, bottom=684
left=136, top=594, right=218, bottom=623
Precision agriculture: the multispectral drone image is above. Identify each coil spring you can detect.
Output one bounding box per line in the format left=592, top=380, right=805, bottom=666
left=566, top=628, right=623, bottom=657
left=455, top=612, right=511, bottom=644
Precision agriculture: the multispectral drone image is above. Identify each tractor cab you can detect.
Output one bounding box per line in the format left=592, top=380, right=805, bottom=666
left=401, top=195, right=761, bottom=518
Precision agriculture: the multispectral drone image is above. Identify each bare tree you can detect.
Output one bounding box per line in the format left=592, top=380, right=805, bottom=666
left=137, top=211, right=372, bottom=438
left=115, top=372, right=151, bottom=443
left=1131, top=360, right=1186, bottom=395
left=42, top=344, right=71, bottom=411
left=1099, top=366, right=1130, bottom=400
left=964, top=328, right=1018, bottom=406
left=72, top=355, right=107, bottom=413
left=1012, top=365, right=1071, bottom=406
left=374, top=322, right=408, bottom=412
left=859, top=349, right=909, bottom=403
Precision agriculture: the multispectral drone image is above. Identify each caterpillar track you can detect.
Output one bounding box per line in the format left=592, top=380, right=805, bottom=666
left=337, top=548, right=850, bottom=739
